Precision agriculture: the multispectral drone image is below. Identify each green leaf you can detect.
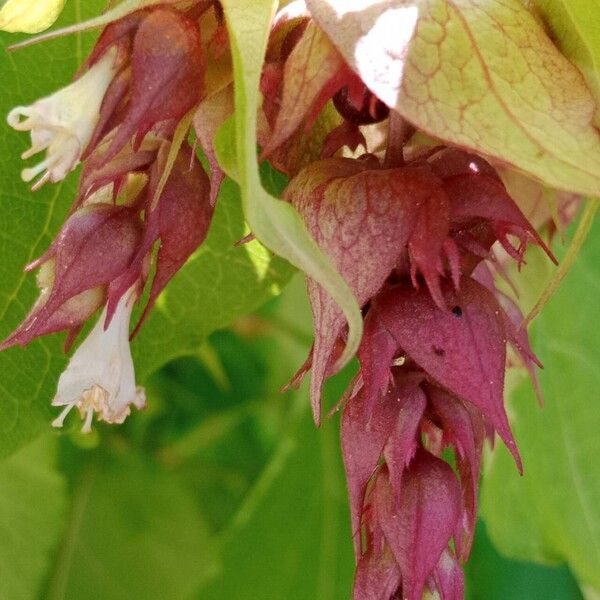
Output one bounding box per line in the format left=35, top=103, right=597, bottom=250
left=45, top=452, right=216, bottom=600
left=0, top=1, right=105, bottom=460
left=219, top=0, right=363, bottom=376
left=481, top=215, right=600, bottom=591
left=0, top=435, right=67, bottom=600
left=531, top=0, right=600, bottom=124
left=0, top=0, right=66, bottom=33
left=307, top=0, right=600, bottom=197
left=199, top=398, right=355, bottom=600
left=466, top=522, right=582, bottom=600
left=0, top=9, right=291, bottom=457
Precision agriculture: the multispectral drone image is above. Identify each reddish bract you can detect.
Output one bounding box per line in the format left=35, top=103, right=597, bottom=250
left=87, top=7, right=205, bottom=166
left=1, top=204, right=142, bottom=350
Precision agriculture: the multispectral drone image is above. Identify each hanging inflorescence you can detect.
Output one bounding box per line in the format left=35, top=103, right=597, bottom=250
left=2, top=2, right=569, bottom=598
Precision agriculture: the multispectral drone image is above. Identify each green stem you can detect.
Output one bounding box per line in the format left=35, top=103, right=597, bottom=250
left=523, top=200, right=598, bottom=329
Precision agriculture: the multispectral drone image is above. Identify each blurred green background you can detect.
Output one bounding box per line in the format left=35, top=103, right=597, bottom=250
left=1, top=2, right=599, bottom=598
left=0, top=273, right=588, bottom=599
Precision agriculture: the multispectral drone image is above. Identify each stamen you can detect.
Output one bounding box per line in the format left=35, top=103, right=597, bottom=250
left=21, top=156, right=55, bottom=182
left=51, top=404, right=74, bottom=428
left=31, top=170, right=52, bottom=191
left=81, top=406, right=94, bottom=433
left=22, top=139, right=51, bottom=159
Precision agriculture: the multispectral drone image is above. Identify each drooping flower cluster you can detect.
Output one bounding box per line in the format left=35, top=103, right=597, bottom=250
left=262, top=6, right=558, bottom=598
left=2, top=1, right=574, bottom=598
left=2, top=2, right=227, bottom=431
left=285, top=153, right=553, bottom=600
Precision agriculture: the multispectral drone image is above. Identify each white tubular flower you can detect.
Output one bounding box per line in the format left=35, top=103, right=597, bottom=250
left=7, top=49, right=117, bottom=189
left=51, top=286, right=146, bottom=433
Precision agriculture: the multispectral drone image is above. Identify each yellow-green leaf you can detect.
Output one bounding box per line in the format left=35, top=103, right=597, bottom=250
left=307, top=0, right=600, bottom=197
left=0, top=0, right=66, bottom=33
left=219, top=0, right=363, bottom=380
left=532, top=0, right=600, bottom=124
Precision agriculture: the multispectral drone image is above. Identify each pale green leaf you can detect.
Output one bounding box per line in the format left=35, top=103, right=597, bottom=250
left=0, top=0, right=66, bottom=33
left=532, top=0, right=600, bottom=124
left=307, top=0, right=600, bottom=197
left=0, top=436, right=67, bottom=600
left=219, top=0, right=363, bottom=377
left=481, top=215, right=600, bottom=591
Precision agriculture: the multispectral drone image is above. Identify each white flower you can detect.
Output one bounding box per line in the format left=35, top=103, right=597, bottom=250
left=51, top=286, right=146, bottom=433
left=7, top=49, right=117, bottom=189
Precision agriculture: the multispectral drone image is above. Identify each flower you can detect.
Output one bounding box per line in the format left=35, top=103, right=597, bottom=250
left=51, top=285, right=146, bottom=432
left=6, top=49, right=118, bottom=189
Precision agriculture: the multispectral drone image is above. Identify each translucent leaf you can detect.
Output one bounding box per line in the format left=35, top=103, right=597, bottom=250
left=307, top=0, right=600, bottom=197
left=0, top=0, right=66, bottom=33
left=532, top=0, right=600, bottom=124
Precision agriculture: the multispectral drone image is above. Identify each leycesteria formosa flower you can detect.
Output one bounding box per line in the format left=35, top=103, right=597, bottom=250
left=283, top=148, right=555, bottom=599
left=7, top=49, right=120, bottom=188
left=2, top=2, right=219, bottom=432
left=52, top=285, right=146, bottom=432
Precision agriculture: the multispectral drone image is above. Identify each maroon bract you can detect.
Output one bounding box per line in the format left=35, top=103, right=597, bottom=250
left=87, top=7, right=205, bottom=166
left=371, top=279, right=521, bottom=468
left=128, top=143, right=213, bottom=334
left=284, top=149, right=549, bottom=422
left=0, top=204, right=142, bottom=351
